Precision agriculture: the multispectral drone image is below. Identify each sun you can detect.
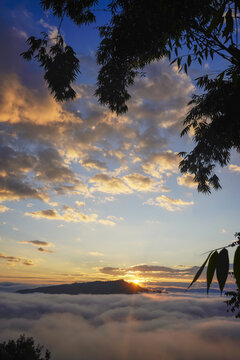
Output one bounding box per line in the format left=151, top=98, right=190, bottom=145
left=132, top=279, right=140, bottom=285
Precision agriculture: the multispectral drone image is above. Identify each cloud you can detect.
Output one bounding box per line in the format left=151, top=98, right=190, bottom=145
left=25, top=208, right=98, bottom=223
left=75, top=201, right=85, bottom=207
left=0, top=292, right=239, bottom=360
left=98, top=219, right=116, bottom=226
left=25, top=209, right=60, bottom=220
left=142, top=151, right=180, bottom=178
left=0, top=20, right=197, bottom=223
left=0, top=73, right=65, bottom=125
left=37, top=247, right=54, bottom=253
left=90, top=174, right=132, bottom=194
left=88, top=252, right=104, bottom=257
left=80, top=159, right=107, bottom=171
left=128, top=59, right=194, bottom=133
left=123, top=173, right=161, bottom=192
left=145, top=195, right=194, bottom=211
left=0, top=172, right=47, bottom=203
left=99, top=264, right=199, bottom=281
left=18, top=240, right=54, bottom=253
left=0, top=252, right=34, bottom=266
left=0, top=204, right=9, bottom=213
left=22, top=259, right=34, bottom=266
left=177, top=173, right=197, bottom=188
left=25, top=207, right=117, bottom=226
left=229, top=164, right=240, bottom=173
left=18, top=240, right=52, bottom=247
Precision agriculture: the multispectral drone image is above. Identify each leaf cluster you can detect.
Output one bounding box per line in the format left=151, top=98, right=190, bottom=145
left=40, top=0, right=98, bottom=25
left=179, top=63, right=240, bottom=193
left=225, top=288, right=240, bottom=317
left=21, top=33, right=80, bottom=101
left=188, top=232, right=240, bottom=294
left=96, top=0, right=215, bottom=113
left=24, top=1, right=240, bottom=111
left=0, top=335, right=51, bottom=360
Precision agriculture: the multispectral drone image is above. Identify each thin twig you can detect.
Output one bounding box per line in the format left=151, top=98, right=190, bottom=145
left=201, top=240, right=240, bottom=255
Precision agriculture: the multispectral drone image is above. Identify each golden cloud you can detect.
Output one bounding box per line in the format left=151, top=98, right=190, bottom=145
left=177, top=174, right=197, bottom=188
left=142, top=151, right=181, bottom=178
left=145, top=195, right=194, bottom=211
left=25, top=207, right=117, bottom=226
left=89, top=174, right=132, bottom=194
left=229, top=164, right=240, bottom=173
left=0, top=252, right=34, bottom=266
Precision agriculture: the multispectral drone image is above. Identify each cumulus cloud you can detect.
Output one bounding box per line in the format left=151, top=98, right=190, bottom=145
left=177, top=173, right=197, bottom=188
left=90, top=174, right=132, bottom=194
left=145, top=195, right=194, bottom=211
left=128, top=59, right=194, bottom=132
left=0, top=292, right=239, bottom=360
left=123, top=173, right=161, bottom=192
left=142, top=151, right=180, bottom=179
left=0, top=18, right=198, bottom=228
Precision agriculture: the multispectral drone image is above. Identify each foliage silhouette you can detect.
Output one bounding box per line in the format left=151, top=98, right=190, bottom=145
left=225, top=288, right=240, bottom=317
left=21, top=0, right=240, bottom=192
left=188, top=232, right=240, bottom=294
left=0, top=334, right=51, bottom=360
left=21, top=33, right=79, bottom=101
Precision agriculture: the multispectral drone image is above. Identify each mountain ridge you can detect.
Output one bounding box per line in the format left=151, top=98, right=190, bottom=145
left=17, top=279, right=150, bottom=295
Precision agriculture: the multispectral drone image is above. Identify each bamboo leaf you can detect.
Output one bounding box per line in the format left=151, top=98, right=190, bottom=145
left=216, top=248, right=229, bottom=295
left=207, top=251, right=218, bottom=294
left=233, top=245, right=240, bottom=289
left=187, top=252, right=212, bottom=290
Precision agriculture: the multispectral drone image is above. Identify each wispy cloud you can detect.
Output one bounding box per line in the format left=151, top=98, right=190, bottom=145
left=229, top=164, right=240, bottom=173
left=25, top=207, right=117, bottom=226
left=145, top=195, right=194, bottom=211
left=18, top=240, right=52, bottom=247
left=88, top=251, right=104, bottom=257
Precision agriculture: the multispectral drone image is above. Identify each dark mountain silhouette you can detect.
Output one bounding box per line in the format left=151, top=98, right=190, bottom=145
left=17, top=279, right=149, bottom=295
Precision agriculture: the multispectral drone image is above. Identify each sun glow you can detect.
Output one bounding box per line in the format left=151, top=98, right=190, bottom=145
left=132, top=279, right=140, bottom=285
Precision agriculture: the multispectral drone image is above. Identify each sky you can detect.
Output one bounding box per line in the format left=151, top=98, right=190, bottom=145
left=0, top=0, right=240, bottom=288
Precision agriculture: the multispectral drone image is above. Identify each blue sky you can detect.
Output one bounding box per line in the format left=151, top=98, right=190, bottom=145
left=0, top=0, right=240, bottom=286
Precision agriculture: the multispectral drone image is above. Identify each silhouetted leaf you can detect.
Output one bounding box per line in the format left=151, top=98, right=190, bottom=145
left=207, top=251, right=218, bottom=294
left=21, top=34, right=80, bottom=102
left=234, top=245, right=240, bottom=289
left=187, top=252, right=212, bottom=290
left=216, top=248, right=229, bottom=294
